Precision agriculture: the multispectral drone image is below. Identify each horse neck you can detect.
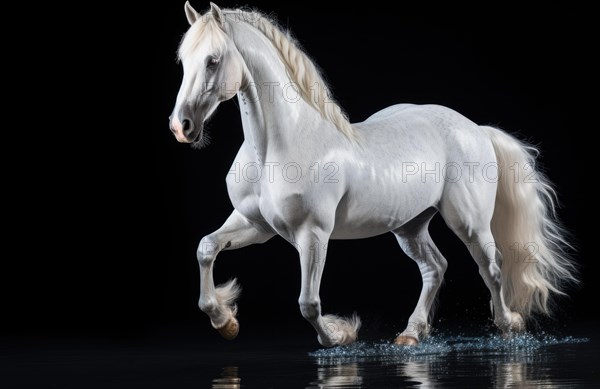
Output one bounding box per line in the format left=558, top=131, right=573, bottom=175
left=230, top=22, right=323, bottom=164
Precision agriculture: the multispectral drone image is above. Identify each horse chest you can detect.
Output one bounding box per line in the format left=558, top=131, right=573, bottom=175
left=227, top=172, right=315, bottom=236
left=226, top=173, right=264, bottom=224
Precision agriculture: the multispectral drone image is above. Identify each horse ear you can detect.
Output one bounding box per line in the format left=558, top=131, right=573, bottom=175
left=185, top=1, right=200, bottom=25
left=210, top=2, right=224, bottom=26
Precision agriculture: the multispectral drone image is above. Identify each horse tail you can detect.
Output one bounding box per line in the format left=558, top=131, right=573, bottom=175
left=482, top=125, right=577, bottom=319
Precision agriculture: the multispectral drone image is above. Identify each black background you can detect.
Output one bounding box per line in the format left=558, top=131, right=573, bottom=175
left=6, top=2, right=596, bottom=343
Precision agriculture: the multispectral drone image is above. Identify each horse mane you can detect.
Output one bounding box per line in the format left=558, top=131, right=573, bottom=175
left=222, top=9, right=357, bottom=140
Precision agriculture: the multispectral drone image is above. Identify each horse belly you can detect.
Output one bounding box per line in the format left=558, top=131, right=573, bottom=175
left=330, top=177, right=441, bottom=240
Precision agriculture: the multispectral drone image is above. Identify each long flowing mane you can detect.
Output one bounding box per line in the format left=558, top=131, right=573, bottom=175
left=223, top=9, right=356, bottom=140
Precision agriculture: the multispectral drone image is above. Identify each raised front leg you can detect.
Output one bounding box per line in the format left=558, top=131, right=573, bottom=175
left=295, top=229, right=361, bottom=347
left=197, top=210, right=274, bottom=339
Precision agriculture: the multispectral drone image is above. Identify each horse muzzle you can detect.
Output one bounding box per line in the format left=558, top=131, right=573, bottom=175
left=170, top=114, right=203, bottom=144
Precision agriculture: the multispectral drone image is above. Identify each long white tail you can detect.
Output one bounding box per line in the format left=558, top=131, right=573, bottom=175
left=482, top=126, right=577, bottom=319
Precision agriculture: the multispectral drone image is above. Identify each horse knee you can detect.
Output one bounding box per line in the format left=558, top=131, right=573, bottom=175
left=197, top=236, right=219, bottom=266
left=299, top=298, right=321, bottom=321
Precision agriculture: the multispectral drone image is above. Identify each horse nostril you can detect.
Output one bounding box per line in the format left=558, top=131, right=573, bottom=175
left=182, top=119, right=193, bottom=135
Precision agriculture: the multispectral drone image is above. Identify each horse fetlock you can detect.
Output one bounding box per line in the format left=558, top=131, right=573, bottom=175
left=318, top=314, right=361, bottom=347
left=207, top=305, right=236, bottom=329
left=395, top=321, right=428, bottom=345
left=318, top=333, right=355, bottom=347
left=507, top=312, right=525, bottom=333
left=198, top=298, right=218, bottom=314
left=405, top=320, right=429, bottom=337
left=299, top=299, right=321, bottom=321
left=495, top=312, right=525, bottom=335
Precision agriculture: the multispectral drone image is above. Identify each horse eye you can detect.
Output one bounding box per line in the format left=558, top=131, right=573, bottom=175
left=207, top=57, right=220, bottom=69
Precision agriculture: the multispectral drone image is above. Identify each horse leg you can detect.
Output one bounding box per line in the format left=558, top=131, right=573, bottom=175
left=393, top=209, right=448, bottom=345
left=197, top=210, right=274, bottom=339
left=295, top=229, right=361, bottom=347
left=441, top=208, right=524, bottom=336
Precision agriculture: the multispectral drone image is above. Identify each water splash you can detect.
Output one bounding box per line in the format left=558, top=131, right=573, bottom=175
left=309, top=332, right=589, bottom=364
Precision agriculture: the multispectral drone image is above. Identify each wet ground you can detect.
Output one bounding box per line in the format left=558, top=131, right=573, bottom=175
left=3, top=324, right=598, bottom=388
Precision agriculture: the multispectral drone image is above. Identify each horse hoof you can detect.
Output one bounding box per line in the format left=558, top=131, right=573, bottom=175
left=500, top=312, right=525, bottom=338
left=216, top=317, right=239, bottom=340
left=509, top=312, right=525, bottom=332
left=394, top=335, right=419, bottom=346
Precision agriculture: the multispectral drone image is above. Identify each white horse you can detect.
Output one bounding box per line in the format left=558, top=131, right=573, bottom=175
left=169, top=2, right=576, bottom=346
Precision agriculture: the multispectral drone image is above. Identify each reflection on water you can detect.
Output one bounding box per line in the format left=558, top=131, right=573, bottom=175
left=307, top=333, right=589, bottom=388
left=209, top=333, right=590, bottom=388
left=308, top=363, right=363, bottom=388
left=399, top=361, right=436, bottom=388
left=212, top=366, right=241, bottom=389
